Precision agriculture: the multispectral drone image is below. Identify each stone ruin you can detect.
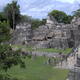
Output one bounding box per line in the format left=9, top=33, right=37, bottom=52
left=31, top=16, right=80, bottom=49
left=9, top=23, right=32, bottom=45
left=10, top=15, right=80, bottom=49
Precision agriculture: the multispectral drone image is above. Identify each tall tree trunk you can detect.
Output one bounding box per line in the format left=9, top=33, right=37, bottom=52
left=13, top=8, right=15, bottom=30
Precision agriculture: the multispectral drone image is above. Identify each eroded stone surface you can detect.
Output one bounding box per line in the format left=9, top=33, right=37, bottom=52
left=10, top=16, right=80, bottom=49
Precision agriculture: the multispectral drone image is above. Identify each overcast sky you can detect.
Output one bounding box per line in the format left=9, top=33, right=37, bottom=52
left=0, top=0, right=80, bottom=19
left=57, top=0, right=76, bottom=3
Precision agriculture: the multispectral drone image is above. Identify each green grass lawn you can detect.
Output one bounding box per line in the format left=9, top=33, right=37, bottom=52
left=12, top=45, right=72, bottom=54
left=1, top=56, right=69, bottom=80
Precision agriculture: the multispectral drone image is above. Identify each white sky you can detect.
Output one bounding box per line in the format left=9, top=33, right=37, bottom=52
left=57, top=0, right=76, bottom=3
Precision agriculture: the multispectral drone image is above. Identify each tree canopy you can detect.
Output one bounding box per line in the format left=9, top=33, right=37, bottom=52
left=73, top=9, right=80, bottom=17
left=20, top=15, right=32, bottom=23
left=0, top=12, right=7, bottom=22
left=49, top=10, right=73, bottom=24
left=4, top=1, right=21, bottom=29
left=0, top=12, right=25, bottom=80
left=0, top=21, right=10, bottom=43
left=30, top=18, right=46, bottom=29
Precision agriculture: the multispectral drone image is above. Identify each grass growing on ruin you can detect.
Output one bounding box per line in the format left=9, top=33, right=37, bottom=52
left=12, top=45, right=33, bottom=51
left=12, top=45, right=72, bottom=54
left=36, top=48, right=72, bottom=54
left=1, top=56, right=69, bottom=80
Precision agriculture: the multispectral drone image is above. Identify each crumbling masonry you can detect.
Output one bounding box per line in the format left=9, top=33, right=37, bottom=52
left=10, top=16, right=80, bottom=49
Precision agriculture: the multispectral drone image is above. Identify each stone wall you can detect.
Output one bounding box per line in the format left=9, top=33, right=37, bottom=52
left=31, top=16, right=80, bottom=49
left=10, top=16, right=80, bottom=49
left=9, top=23, right=32, bottom=45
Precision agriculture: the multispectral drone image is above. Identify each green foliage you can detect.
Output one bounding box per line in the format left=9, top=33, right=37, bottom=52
left=31, top=18, right=46, bottom=29
left=0, top=21, right=10, bottom=42
left=0, top=12, right=7, bottom=22
left=0, top=44, right=25, bottom=72
left=0, top=22, right=25, bottom=72
left=36, top=48, right=72, bottom=54
left=20, top=15, right=32, bottom=23
left=0, top=18, right=25, bottom=79
left=49, top=10, right=72, bottom=24
left=31, top=19, right=42, bottom=29
left=66, top=15, right=73, bottom=23
left=41, top=19, right=46, bottom=25
left=4, top=1, right=20, bottom=29
left=1, top=57, right=69, bottom=80
left=12, top=45, right=72, bottom=54
left=73, top=9, right=80, bottom=17
left=20, top=14, right=46, bottom=29
left=0, top=74, right=18, bottom=80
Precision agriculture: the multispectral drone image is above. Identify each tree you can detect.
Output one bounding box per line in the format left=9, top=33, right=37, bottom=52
left=41, top=19, right=46, bottom=25
left=73, top=9, right=80, bottom=17
left=4, top=1, right=21, bottom=29
left=0, top=21, right=25, bottom=80
left=31, top=19, right=42, bottom=29
left=49, top=10, right=72, bottom=24
left=0, top=21, right=10, bottom=43
left=0, top=12, right=7, bottom=22
left=31, top=18, right=46, bottom=29
left=20, top=15, right=32, bottom=23
left=0, top=44, right=24, bottom=72
left=20, top=15, right=46, bottom=29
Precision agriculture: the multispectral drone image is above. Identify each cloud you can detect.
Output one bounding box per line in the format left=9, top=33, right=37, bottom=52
left=29, top=5, right=54, bottom=12
left=0, top=0, right=80, bottom=19
left=56, top=0, right=76, bottom=3
left=19, top=0, right=80, bottom=19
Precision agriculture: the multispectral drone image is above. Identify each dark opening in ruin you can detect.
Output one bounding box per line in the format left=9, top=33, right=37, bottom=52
left=68, top=40, right=75, bottom=48
left=47, top=37, right=52, bottom=39
left=70, top=30, right=74, bottom=40
left=22, top=41, right=26, bottom=45
left=78, top=25, right=80, bottom=30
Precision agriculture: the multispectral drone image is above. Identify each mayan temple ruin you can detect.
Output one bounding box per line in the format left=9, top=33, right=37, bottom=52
left=9, top=23, right=32, bottom=45
left=2, top=0, right=80, bottom=80
left=10, top=15, right=80, bottom=50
